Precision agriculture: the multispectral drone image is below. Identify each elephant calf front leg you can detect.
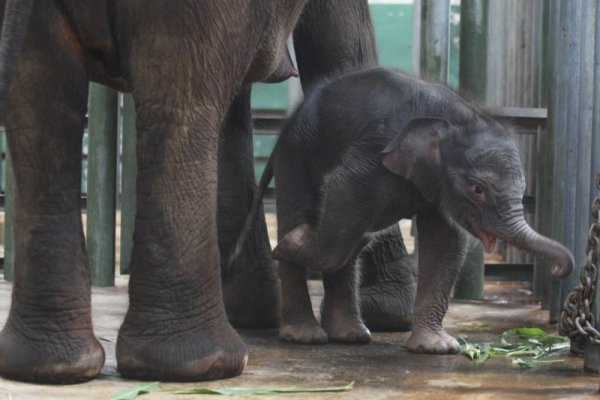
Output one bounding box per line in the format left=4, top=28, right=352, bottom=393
left=406, top=211, right=467, bottom=354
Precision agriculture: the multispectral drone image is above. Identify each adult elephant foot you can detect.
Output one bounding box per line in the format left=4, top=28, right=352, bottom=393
left=222, top=262, right=280, bottom=329
left=218, top=87, right=279, bottom=329
left=0, top=321, right=104, bottom=384
left=117, top=311, right=247, bottom=381
left=359, top=225, right=417, bottom=331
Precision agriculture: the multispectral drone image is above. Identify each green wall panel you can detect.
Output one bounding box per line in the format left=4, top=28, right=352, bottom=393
left=371, top=4, right=414, bottom=71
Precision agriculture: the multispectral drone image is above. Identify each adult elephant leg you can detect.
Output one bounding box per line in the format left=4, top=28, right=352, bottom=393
left=117, top=102, right=247, bottom=380
left=116, top=13, right=248, bottom=382
left=293, top=0, right=416, bottom=331
left=218, top=87, right=279, bottom=329
left=0, top=2, right=104, bottom=384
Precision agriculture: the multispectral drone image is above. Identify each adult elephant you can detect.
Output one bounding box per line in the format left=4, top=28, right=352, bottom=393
left=0, top=0, right=413, bottom=384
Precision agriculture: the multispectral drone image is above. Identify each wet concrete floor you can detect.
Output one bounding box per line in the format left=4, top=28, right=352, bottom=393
left=0, top=277, right=598, bottom=399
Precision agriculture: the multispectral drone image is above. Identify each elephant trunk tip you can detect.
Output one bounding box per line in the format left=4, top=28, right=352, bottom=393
left=551, top=251, right=574, bottom=279
left=498, top=220, right=575, bottom=280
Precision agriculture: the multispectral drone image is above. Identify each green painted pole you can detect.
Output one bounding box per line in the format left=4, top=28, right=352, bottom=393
left=459, top=0, right=488, bottom=101
left=420, top=0, right=449, bottom=83
left=3, top=137, right=14, bottom=282
left=454, top=0, right=488, bottom=300
left=453, top=239, right=485, bottom=300
left=586, top=0, right=600, bottom=374
left=119, top=94, right=136, bottom=275
left=534, top=0, right=553, bottom=310
left=87, top=83, right=118, bottom=286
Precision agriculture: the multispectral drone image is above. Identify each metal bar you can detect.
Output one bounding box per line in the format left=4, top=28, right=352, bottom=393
left=420, top=0, right=449, bottom=83
left=489, top=107, right=547, bottom=127
left=412, top=0, right=422, bottom=76
left=585, top=0, right=600, bottom=374
left=546, top=1, right=597, bottom=334
left=535, top=0, right=553, bottom=309
left=484, top=263, right=534, bottom=282
left=555, top=0, right=595, bottom=321
left=119, top=94, right=136, bottom=275
left=454, top=0, right=488, bottom=300
left=3, top=135, right=14, bottom=282
left=459, top=0, right=488, bottom=100
left=87, top=83, right=118, bottom=286
left=454, top=240, right=485, bottom=299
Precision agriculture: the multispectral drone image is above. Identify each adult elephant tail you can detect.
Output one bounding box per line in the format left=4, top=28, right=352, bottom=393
left=0, top=0, right=33, bottom=110
left=226, top=145, right=276, bottom=269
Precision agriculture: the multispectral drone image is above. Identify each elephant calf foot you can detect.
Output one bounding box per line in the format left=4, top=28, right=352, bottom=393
left=117, top=314, right=247, bottom=381
left=279, top=319, right=328, bottom=344
left=0, top=322, right=105, bottom=384
left=321, top=317, right=372, bottom=344
left=405, top=327, right=460, bottom=354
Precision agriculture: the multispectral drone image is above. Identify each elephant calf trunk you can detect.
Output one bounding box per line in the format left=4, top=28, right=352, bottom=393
left=501, top=221, right=574, bottom=279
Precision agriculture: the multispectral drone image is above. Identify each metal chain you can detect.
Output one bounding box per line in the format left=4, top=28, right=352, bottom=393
left=559, top=174, right=600, bottom=345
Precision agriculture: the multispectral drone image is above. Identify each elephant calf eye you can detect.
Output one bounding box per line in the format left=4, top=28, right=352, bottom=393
left=469, top=184, right=486, bottom=202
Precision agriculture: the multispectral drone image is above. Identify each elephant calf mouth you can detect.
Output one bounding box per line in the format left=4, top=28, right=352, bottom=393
left=480, top=233, right=497, bottom=253
left=469, top=221, right=498, bottom=253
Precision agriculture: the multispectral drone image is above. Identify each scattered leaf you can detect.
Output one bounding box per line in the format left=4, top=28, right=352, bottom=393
left=458, top=335, right=494, bottom=362
left=172, top=382, right=354, bottom=396
left=97, top=336, right=116, bottom=343
left=512, top=358, right=565, bottom=368
left=110, top=382, right=160, bottom=400
left=459, top=328, right=569, bottom=367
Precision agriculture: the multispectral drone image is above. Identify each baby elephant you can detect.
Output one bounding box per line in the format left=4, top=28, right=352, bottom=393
left=234, top=67, right=573, bottom=353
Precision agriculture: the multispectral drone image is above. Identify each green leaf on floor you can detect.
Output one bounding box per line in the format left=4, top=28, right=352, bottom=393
left=512, top=358, right=565, bottom=368
left=171, top=382, right=354, bottom=396
left=97, top=336, right=116, bottom=343
left=110, top=381, right=160, bottom=400
left=458, top=335, right=494, bottom=363
left=459, top=327, right=569, bottom=366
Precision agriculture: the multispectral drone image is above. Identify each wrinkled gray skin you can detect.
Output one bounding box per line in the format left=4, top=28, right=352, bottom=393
left=0, top=0, right=414, bottom=385
left=219, top=0, right=416, bottom=334
left=272, top=67, right=574, bottom=351
left=0, top=0, right=310, bottom=385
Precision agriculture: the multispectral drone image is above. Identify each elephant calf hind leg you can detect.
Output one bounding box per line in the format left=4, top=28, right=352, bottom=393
left=278, top=261, right=328, bottom=344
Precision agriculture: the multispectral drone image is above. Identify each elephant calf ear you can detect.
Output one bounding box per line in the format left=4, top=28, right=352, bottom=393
left=380, top=118, right=449, bottom=202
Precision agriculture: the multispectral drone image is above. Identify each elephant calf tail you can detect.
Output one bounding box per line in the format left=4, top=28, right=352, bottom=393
left=227, top=149, right=276, bottom=269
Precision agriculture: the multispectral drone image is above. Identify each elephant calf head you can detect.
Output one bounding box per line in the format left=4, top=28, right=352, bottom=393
left=381, top=116, right=574, bottom=279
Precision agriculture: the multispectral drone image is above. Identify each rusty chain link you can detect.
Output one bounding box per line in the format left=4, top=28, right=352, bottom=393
left=559, top=174, right=600, bottom=345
